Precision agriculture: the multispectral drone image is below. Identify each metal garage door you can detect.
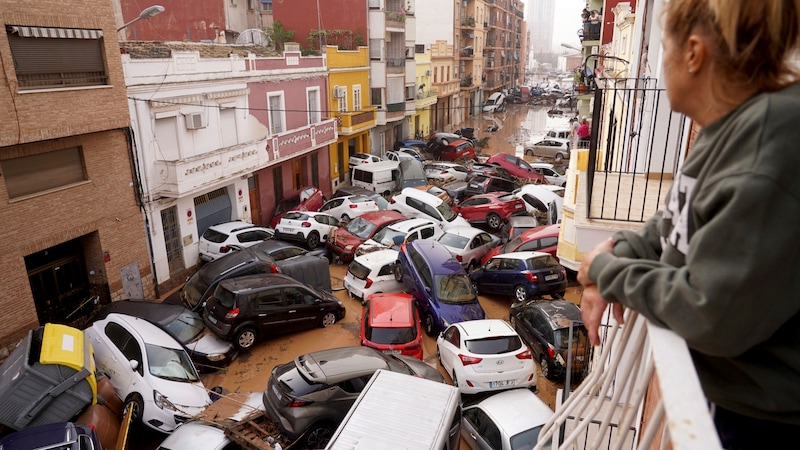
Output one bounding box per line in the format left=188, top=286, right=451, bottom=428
left=194, top=187, right=232, bottom=237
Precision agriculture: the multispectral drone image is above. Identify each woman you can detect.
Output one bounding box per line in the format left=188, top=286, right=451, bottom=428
left=577, top=1, right=800, bottom=448
left=576, top=117, right=591, bottom=146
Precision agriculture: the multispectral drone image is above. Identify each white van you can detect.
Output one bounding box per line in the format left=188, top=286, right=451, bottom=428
left=325, top=369, right=462, bottom=450
left=482, top=92, right=506, bottom=113
left=351, top=160, right=401, bottom=196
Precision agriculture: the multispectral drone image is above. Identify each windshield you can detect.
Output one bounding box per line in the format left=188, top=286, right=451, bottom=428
left=435, top=274, right=476, bottom=303
left=162, top=311, right=204, bottom=344
left=345, top=217, right=378, bottom=239
left=146, top=344, right=199, bottom=382
left=438, top=233, right=469, bottom=249
left=366, top=325, right=418, bottom=345
left=181, top=272, right=208, bottom=308
left=510, top=426, right=551, bottom=450
left=502, top=235, right=524, bottom=253
left=437, top=203, right=458, bottom=222
left=348, top=260, right=371, bottom=280
left=370, top=226, right=406, bottom=247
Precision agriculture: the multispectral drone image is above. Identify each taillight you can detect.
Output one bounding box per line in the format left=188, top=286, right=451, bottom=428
left=440, top=170, right=448, bottom=174
left=269, top=263, right=281, bottom=273
left=516, top=348, right=532, bottom=360
left=302, top=222, right=311, bottom=227
left=547, top=346, right=556, bottom=358
left=224, top=307, right=240, bottom=321
left=390, top=198, right=396, bottom=204
left=459, top=354, right=482, bottom=366
left=349, top=204, right=358, bottom=209
left=456, top=255, right=463, bottom=262
left=364, top=278, right=373, bottom=289
left=524, top=271, right=539, bottom=283
left=286, top=397, right=313, bottom=407
left=220, top=245, right=231, bottom=254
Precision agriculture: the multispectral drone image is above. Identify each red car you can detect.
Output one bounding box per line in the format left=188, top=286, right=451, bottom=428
left=453, top=192, right=527, bottom=231
left=485, top=153, right=548, bottom=184
left=326, top=210, right=405, bottom=262
left=360, top=292, right=424, bottom=360
left=481, top=223, right=561, bottom=264
left=440, top=139, right=477, bottom=161
left=269, top=186, right=326, bottom=228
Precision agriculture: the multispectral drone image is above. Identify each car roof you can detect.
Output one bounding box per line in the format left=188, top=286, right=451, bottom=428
left=93, top=299, right=186, bottom=326
left=102, top=313, right=184, bottom=349
left=366, top=293, right=415, bottom=328
left=469, top=388, right=554, bottom=436
left=507, top=216, right=539, bottom=226
left=358, top=210, right=405, bottom=224
left=455, top=319, right=515, bottom=337
left=158, top=421, right=231, bottom=448
left=518, top=300, right=583, bottom=328
left=445, top=139, right=471, bottom=147
left=398, top=187, right=444, bottom=205
left=250, top=239, right=304, bottom=254
left=295, top=346, right=390, bottom=383
left=387, top=217, right=437, bottom=232
left=441, top=225, right=484, bottom=238
left=354, top=249, right=402, bottom=267
left=407, top=240, right=462, bottom=273
left=490, top=251, right=550, bottom=261
left=518, top=223, right=561, bottom=240
left=529, top=162, right=555, bottom=169
left=219, top=273, right=301, bottom=292
left=207, top=220, right=260, bottom=234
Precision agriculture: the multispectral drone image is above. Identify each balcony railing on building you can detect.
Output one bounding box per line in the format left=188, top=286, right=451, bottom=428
left=460, top=75, right=473, bottom=88
left=333, top=107, right=377, bottom=135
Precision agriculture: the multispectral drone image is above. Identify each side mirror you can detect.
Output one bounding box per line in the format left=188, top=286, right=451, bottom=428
left=129, top=360, right=139, bottom=371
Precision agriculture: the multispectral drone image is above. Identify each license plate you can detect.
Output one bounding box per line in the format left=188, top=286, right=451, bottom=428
left=545, top=274, right=559, bottom=281
left=490, top=380, right=515, bottom=388
left=383, top=350, right=401, bottom=355
left=278, top=227, right=291, bottom=233
left=207, top=315, right=218, bottom=324
left=514, top=204, right=523, bottom=209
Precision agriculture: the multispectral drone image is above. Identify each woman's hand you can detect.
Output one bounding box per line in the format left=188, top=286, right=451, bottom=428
left=577, top=237, right=624, bottom=346
left=577, top=237, right=614, bottom=286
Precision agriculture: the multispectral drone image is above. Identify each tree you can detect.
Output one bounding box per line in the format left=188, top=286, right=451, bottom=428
left=264, top=21, right=294, bottom=52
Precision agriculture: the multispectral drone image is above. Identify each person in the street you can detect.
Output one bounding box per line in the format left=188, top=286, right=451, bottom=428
left=577, top=0, right=800, bottom=448
left=569, top=117, right=579, bottom=149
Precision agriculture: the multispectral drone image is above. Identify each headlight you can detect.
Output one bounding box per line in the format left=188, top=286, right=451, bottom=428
left=206, top=353, right=225, bottom=362
left=345, top=245, right=354, bottom=251
left=336, top=300, right=344, bottom=307
left=154, top=390, right=177, bottom=411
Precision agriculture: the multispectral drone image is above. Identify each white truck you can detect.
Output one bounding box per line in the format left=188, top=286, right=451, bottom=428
left=325, top=369, right=462, bottom=450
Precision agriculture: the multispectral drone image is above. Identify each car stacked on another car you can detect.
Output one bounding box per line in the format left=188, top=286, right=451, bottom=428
left=269, top=186, right=326, bottom=228
left=415, top=184, right=454, bottom=206
left=274, top=211, right=340, bottom=249
left=357, top=217, right=443, bottom=255
left=343, top=249, right=405, bottom=302
left=481, top=223, right=561, bottom=264
left=198, top=221, right=274, bottom=262
left=436, top=225, right=501, bottom=271
left=530, top=162, right=568, bottom=186
left=500, top=215, right=541, bottom=243
left=439, top=139, right=477, bottom=162
left=386, top=147, right=425, bottom=162
left=424, top=161, right=471, bottom=183
left=318, top=195, right=379, bottom=222
left=471, top=251, right=567, bottom=302
left=360, top=292, right=424, bottom=360
left=326, top=210, right=405, bottom=263
left=389, top=188, right=470, bottom=231
left=485, top=153, right=548, bottom=184
left=332, top=185, right=390, bottom=210
left=463, top=174, right=522, bottom=199
left=348, top=152, right=382, bottom=170
left=453, top=192, right=527, bottom=231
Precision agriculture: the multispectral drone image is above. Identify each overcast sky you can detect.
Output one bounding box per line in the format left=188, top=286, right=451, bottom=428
left=550, top=0, right=585, bottom=53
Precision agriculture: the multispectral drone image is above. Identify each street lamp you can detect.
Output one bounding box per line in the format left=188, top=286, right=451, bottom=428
left=117, top=5, right=165, bottom=32
left=561, top=43, right=582, bottom=53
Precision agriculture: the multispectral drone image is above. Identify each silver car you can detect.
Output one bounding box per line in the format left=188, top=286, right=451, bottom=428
left=524, top=137, right=571, bottom=162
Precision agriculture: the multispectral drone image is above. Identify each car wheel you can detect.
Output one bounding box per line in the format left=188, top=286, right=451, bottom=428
left=423, top=313, right=437, bottom=336
left=341, top=214, right=351, bottom=223
left=514, top=285, right=528, bottom=302
left=525, top=148, right=533, bottom=156
left=320, top=312, right=337, bottom=328
left=555, top=153, right=565, bottom=162
left=487, top=213, right=502, bottom=231
left=304, top=422, right=335, bottom=449
left=234, top=328, right=258, bottom=351
left=540, top=355, right=555, bottom=380
left=306, top=231, right=320, bottom=249
left=393, top=264, right=404, bottom=282
left=123, top=393, right=144, bottom=424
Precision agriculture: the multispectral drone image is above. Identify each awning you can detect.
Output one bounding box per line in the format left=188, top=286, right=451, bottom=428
left=6, top=25, right=103, bottom=39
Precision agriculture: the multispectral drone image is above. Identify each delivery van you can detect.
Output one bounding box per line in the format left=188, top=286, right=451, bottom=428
left=352, top=160, right=401, bottom=196
left=325, top=369, right=462, bottom=450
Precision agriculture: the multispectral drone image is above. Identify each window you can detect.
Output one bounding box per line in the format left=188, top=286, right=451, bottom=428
left=405, top=85, right=414, bottom=101
left=337, top=86, right=348, bottom=113
left=353, top=85, right=362, bottom=111
left=307, top=88, right=320, bottom=124
left=1, top=146, right=87, bottom=199
left=7, top=26, right=107, bottom=90
left=273, top=167, right=283, bottom=202
left=161, top=207, right=185, bottom=276
left=256, top=289, right=283, bottom=308
left=371, top=88, right=382, bottom=106
left=268, top=93, right=284, bottom=134
left=154, top=116, right=179, bottom=160
left=220, top=107, right=238, bottom=147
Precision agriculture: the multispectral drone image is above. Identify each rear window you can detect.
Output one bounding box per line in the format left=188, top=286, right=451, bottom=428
left=350, top=195, right=373, bottom=203
left=348, top=260, right=371, bottom=280
left=465, top=335, right=523, bottom=354
left=366, top=325, right=418, bottom=345
left=353, top=169, right=374, bottom=183
left=353, top=154, right=369, bottom=160
left=201, top=228, right=228, bottom=243
left=213, top=284, right=238, bottom=308
left=284, top=212, right=308, bottom=221
left=438, top=233, right=468, bottom=249
left=278, top=365, right=326, bottom=396
left=527, top=255, right=559, bottom=269
left=497, top=193, right=516, bottom=202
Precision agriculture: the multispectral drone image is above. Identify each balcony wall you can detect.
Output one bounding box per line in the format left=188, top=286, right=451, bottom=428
left=333, top=107, right=376, bottom=135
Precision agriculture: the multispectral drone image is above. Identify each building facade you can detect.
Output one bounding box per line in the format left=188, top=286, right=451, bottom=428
left=412, top=51, right=437, bottom=138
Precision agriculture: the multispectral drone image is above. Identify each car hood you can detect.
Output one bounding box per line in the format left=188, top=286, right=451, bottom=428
left=396, top=355, right=446, bottom=383
left=185, top=329, right=235, bottom=358
left=446, top=215, right=471, bottom=228
left=330, top=229, right=363, bottom=247
left=149, top=376, right=212, bottom=410
left=436, top=300, right=486, bottom=326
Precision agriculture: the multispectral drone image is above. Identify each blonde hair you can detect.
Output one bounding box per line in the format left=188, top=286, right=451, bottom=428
left=663, top=0, right=800, bottom=93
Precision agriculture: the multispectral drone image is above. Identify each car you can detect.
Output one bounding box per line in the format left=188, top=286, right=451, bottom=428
left=348, top=152, right=382, bottom=170
left=394, top=138, right=427, bottom=151
left=386, top=147, right=425, bottom=162
left=357, top=217, right=443, bottom=255
left=326, top=210, right=406, bottom=263
left=398, top=159, right=428, bottom=188
left=481, top=223, right=561, bottom=264
left=0, top=421, right=102, bottom=450
left=513, top=184, right=564, bottom=224
left=482, top=91, right=507, bottom=113
left=530, top=162, right=568, bottom=186
left=203, top=273, right=346, bottom=350
left=439, top=180, right=470, bottom=205
left=415, top=184, right=454, bottom=206
left=332, top=185, right=390, bottom=210
left=424, top=161, right=471, bottom=182
left=155, top=421, right=240, bottom=450
left=89, top=299, right=237, bottom=372
left=395, top=239, right=486, bottom=336
left=360, top=292, right=424, bottom=360
left=485, top=153, right=548, bottom=184
left=453, top=192, right=527, bottom=231
left=262, top=346, right=444, bottom=448
left=198, top=221, right=274, bottom=262
left=273, top=210, right=340, bottom=249
left=499, top=215, right=541, bottom=243
left=510, top=300, right=591, bottom=381
left=463, top=174, right=522, bottom=200
left=439, top=139, right=477, bottom=162
left=467, top=162, right=513, bottom=180
left=84, top=313, right=213, bottom=433
left=343, top=249, right=405, bottom=301
left=389, top=187, right=470, bottom=231
left=436, top=225, right=501, bottom=271
left=180, top=239, right=332, bottom=313
left=460, top=388, right=554, bottom=449
left=318, top=194, right=380, bottom=222
left=524, top=137, right=571, bottom=162
left=436, top=319, right=536, bottom=395
left=269, top=186, right=326, bottom=228
left=470, top=251, right=568, bottom=302
left=427, top=131, right=470, bottom=151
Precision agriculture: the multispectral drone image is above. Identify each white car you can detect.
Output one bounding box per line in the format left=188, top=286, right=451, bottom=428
left=357, top=217, right=444, bottom=255
left=198, top=220, right=274, bottom=262
left=348, top=152, right=382, bottom=170
left=530, top=162, right=567, bottom=187
left=343, top=249, right=405, bottom=302
left=437, top=225, right=501, bottom=271
left=513, top=184, right=564, bottom=224
left=319, top=194, right=380, bottom=222
left=461, top=388, right=554, bottom=450
left=424, top=162, right=471, bottom=182
left=273, top=211, right=340, bottom=250
left=84, top=313, right=213, bottom=433
left=389, top=188, right=470, bottom=231
left=436, top=319, right=536, bottom=395
left=156, top=421, right=236, bottom=449
left=386, top=147, right=423, bottom=162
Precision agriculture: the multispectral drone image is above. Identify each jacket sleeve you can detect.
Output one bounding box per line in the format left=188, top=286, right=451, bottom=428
left=587, top=175, right=800, bottom=357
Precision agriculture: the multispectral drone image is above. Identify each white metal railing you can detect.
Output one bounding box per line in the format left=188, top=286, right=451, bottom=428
left=535, top=308, right=722, bottom=450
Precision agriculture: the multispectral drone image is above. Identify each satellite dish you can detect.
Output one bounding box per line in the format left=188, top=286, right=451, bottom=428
left=235, top=29, right=271, bottom=47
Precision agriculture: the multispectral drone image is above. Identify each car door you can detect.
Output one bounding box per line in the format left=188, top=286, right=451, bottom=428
left=495, top=258, right=523, bottom=295
left=319, top=198, right=344, bottom=218
left=467, top=232, right=494, bottom=263
left=461, top=406, right=502, bottom=450
left=475, top=258, right=502, bottom=294
left=250, top=288, right=286, bottom=335
left=437, top=326, right=461, bottom=375
left=517, top=309, right=545, bottom=356
left=458, top=197, right=489, bottom=222
left=91, top=320, right=144, bottom=399
left=281, top=286, right=322, bottom=331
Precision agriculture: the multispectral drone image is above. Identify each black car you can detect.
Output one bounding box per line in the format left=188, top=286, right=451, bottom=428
left=203, top=273, right=346, bottom=350
left=440, top=180, right=469, bottom=205
left=332, top=185, right=390, bottom=210
left=180, top=240, right=332, bottom=313
left=509, top=300, right=590, bottom=380
left=463, top=174, right=521, bottom=198
left=89, top=299, right=237, bottom=371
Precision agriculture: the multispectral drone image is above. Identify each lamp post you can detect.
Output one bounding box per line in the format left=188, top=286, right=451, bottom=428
left=561, top=43, right=582, bottom=53
left=117, top=5, right=165, bottom=32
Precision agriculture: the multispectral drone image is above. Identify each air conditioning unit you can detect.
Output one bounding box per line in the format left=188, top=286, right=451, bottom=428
left=333, top=86, right=347, bottom=98
left=184, top=112, right=206, bottom=130
left=425, top=70, right=431, bottom=76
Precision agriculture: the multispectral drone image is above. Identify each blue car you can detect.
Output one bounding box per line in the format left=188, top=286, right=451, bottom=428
left=469, top=251, right=567, bottom=302
left=394, top=239, right=486, bottom=336
left=0, top=422, right=102, bottom=450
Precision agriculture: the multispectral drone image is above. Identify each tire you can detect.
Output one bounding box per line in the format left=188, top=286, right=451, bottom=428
left=423, top=313, right=437, bottom=336
left=123, top=394, right=144, bottom=424
left=555, top=153, right=565, bottom=162
left=234, top=328, right=258, bottom=351
left=487, top=213, right=502, bottom=231
left=306, top=231, right=320, bottom=250
left=341, top=214, right=351, bottom=223
left=393, top=264, right=404, bottom=282
left=514, top=285, right=528, bottom=303
left=540, top=355, right=555, bottom=380
left=320, top=312, right=337, bottom=328
left=525, top=148, right=533, bottom=156
left=304, top=422, right=335, bottom=449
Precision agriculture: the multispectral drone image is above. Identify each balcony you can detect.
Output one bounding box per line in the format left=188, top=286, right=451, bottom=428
left=460, top=17, right=476, bottom=27
left=460, top=75, right=473, bottom=88
left=581, top=21, right=602, bottom=42
left=415, top=87, right=438, bottom=108
left=333, top=107, right=377, bottom=135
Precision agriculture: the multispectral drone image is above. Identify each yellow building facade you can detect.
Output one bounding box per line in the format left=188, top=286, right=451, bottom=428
left=413, top=51, right=437, bottom=139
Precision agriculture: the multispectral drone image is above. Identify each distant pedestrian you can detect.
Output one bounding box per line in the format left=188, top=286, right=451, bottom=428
left=577, top=117, right=590, bottom=147
left=569, top=117, right=579, bottom=149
